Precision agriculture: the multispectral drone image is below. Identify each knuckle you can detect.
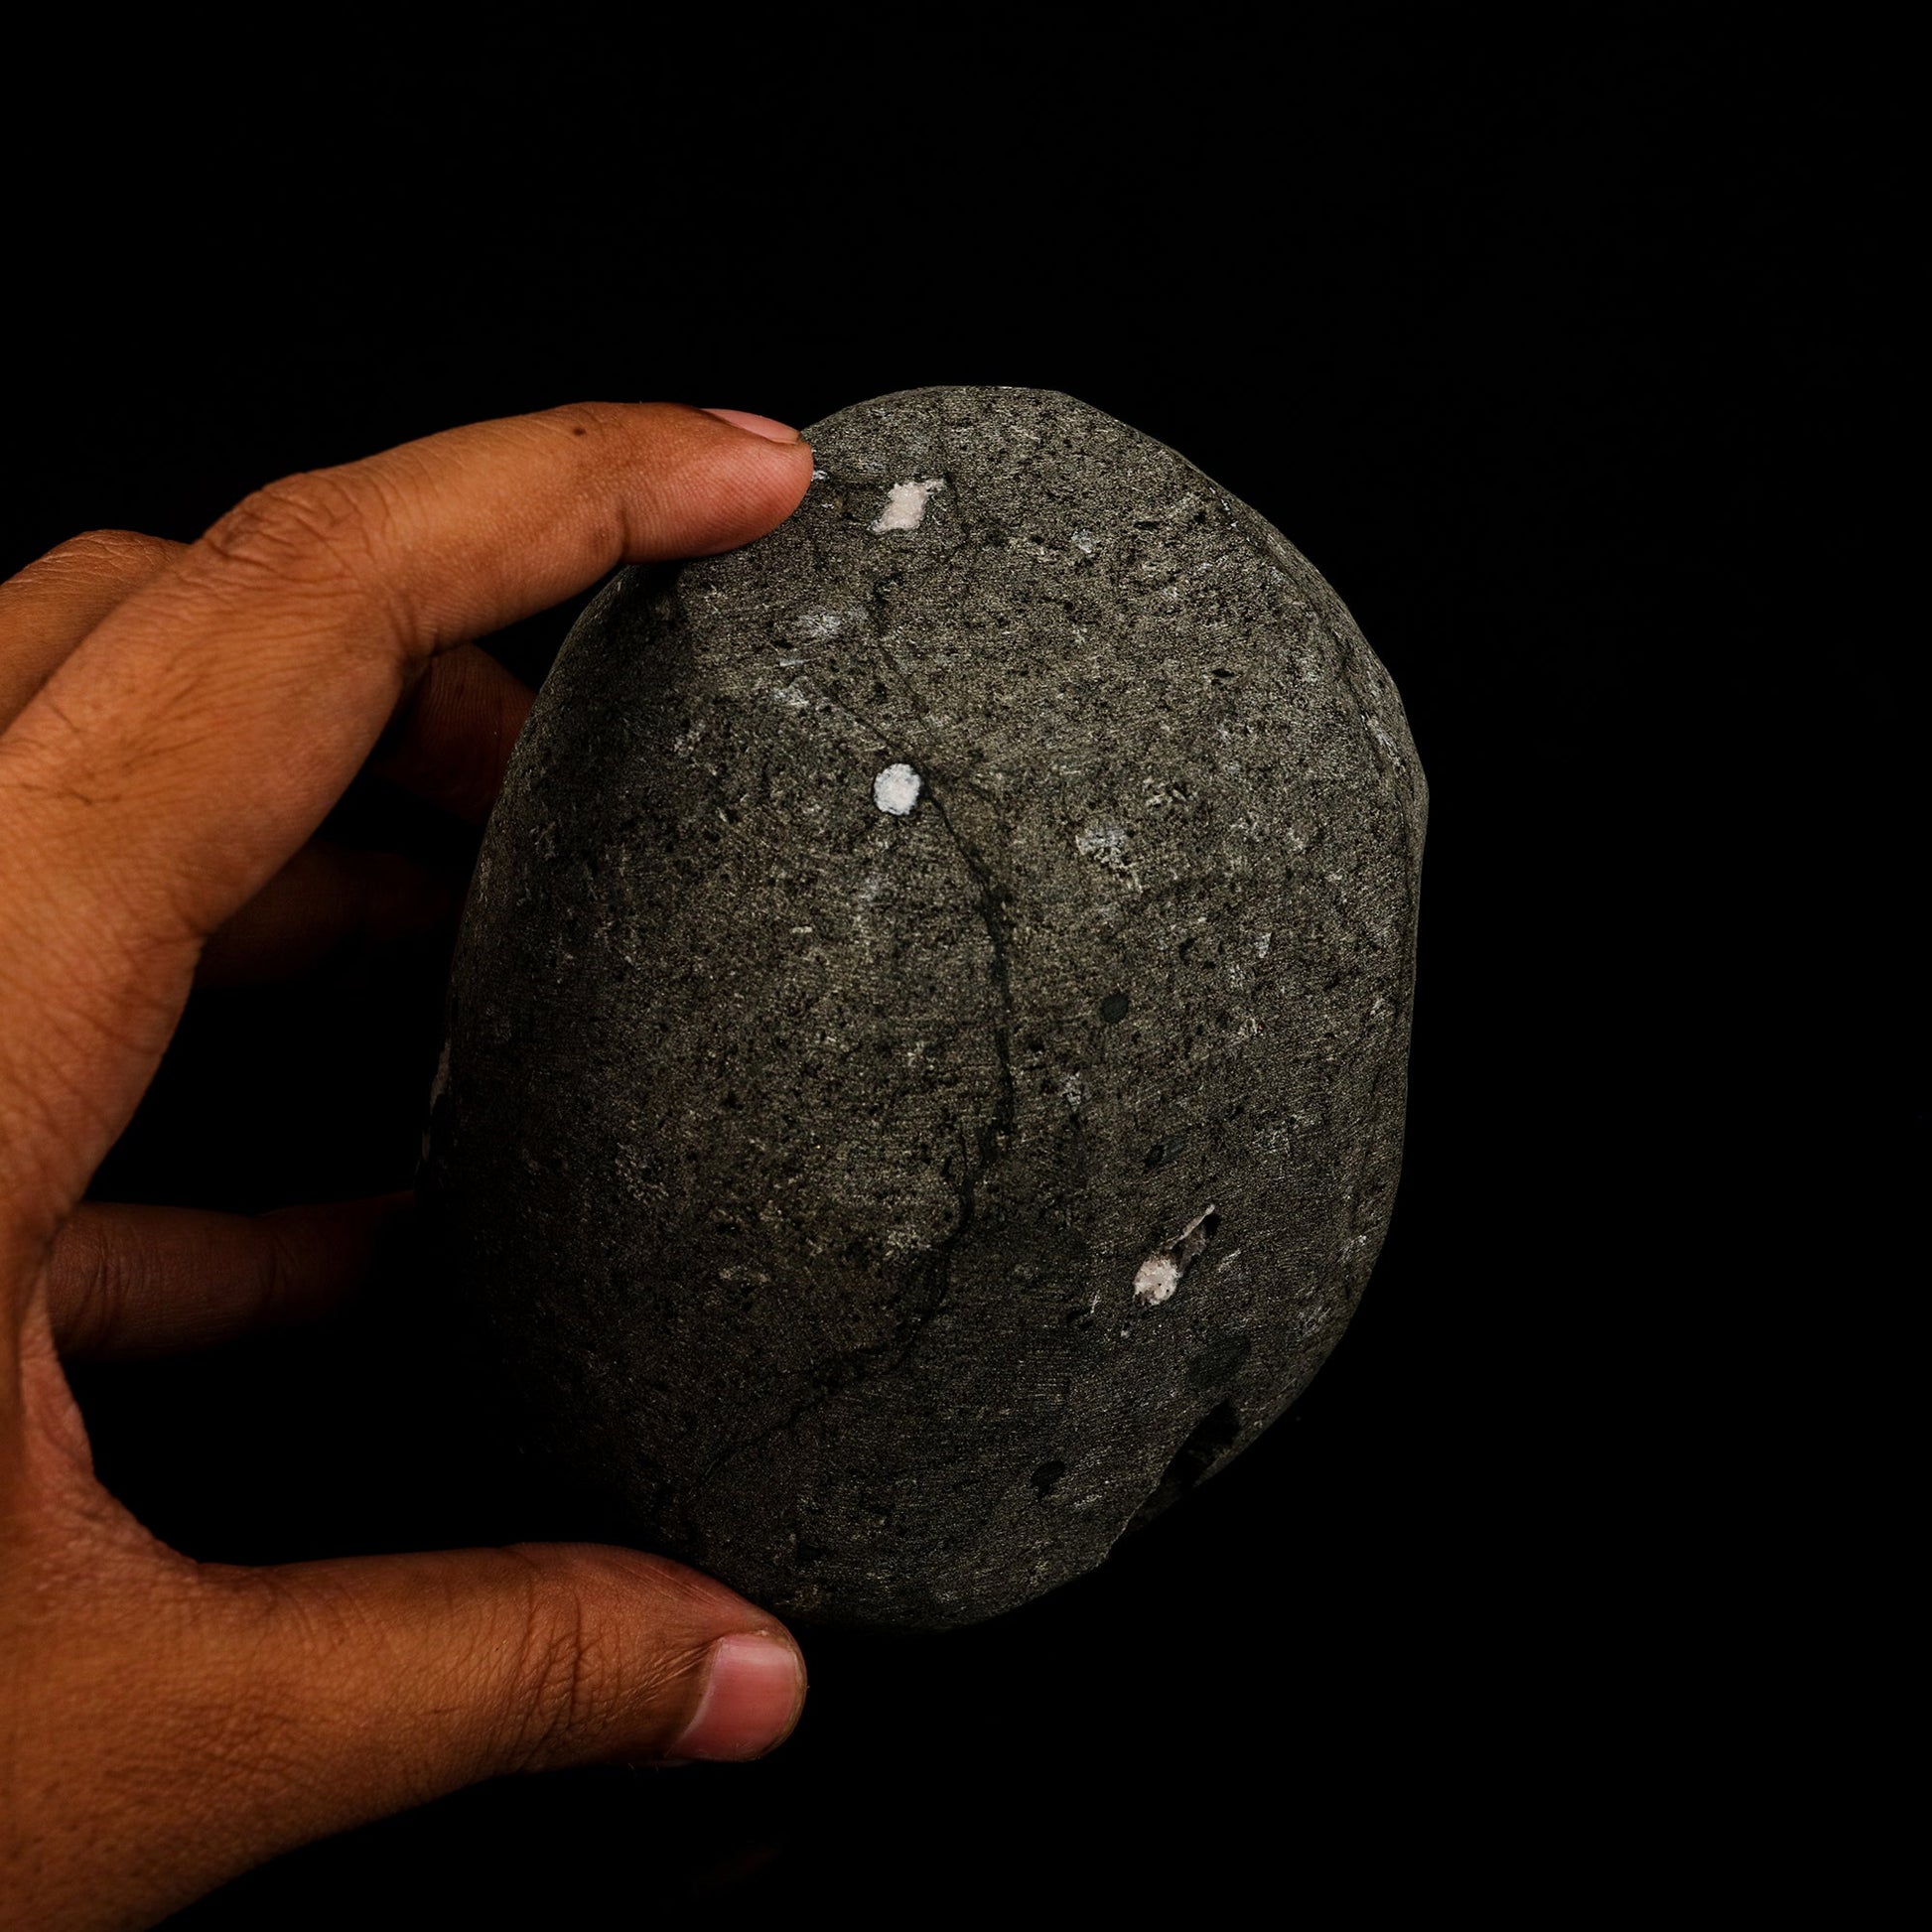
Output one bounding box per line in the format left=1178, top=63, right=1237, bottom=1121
left=247, top=1211, right=307, bottom=1330
left=495, top=1553, right=678, bottom=1769
left=31, top=527, right=176, bottom=586
left=47, top=1214, right=127, bottom=1355
left=191, top=471, right=387, bottom=597
left=501, top=1562, right=606, bottom=1765
left=0, top=530, right=176, bottom=629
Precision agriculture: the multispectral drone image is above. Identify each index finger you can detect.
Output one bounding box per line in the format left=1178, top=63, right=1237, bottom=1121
left=0, top=402, right=811, bottom=1233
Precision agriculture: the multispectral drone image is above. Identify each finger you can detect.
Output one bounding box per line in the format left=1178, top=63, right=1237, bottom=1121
left=0, top=537, right=531, bottom=825
left=0, top=528, right=181, bottom=728
left=370, top=641, right=535, bottom=824
left=0, top=403, right=810, bottom=1234
left=45, top=1195, right=402, bottom=1359
left=0, top=535, right=531, bottom=828
left=196, top=841, right=457, bottom=987
left=12, top=1538, right=805, bottom=1931
left=218, top=1544, right=805, bottom=1814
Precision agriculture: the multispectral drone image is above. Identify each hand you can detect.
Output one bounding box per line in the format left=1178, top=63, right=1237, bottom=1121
left=0, top=404, right=816, bottom=1930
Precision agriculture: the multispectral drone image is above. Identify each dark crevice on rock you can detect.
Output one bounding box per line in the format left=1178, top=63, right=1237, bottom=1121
left=1124, top=1402, right=1245, bottom=1537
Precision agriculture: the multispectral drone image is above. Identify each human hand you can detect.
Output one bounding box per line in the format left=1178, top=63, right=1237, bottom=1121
left=0, top=404, right=815, bottom=1930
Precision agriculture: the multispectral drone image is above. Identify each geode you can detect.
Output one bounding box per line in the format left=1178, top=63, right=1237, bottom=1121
left=422, top=386, right=1426, bottom=1631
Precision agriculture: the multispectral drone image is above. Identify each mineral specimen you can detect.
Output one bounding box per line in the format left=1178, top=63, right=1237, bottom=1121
left=423, top=386, right=1426, bottom=1630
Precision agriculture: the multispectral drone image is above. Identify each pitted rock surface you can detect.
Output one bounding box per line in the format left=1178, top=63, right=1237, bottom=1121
left=423, top=386, right=1426, bottom=1630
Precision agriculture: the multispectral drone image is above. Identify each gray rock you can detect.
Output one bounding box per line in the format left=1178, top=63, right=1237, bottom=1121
left=423, top=386, right=1425, bottom=1630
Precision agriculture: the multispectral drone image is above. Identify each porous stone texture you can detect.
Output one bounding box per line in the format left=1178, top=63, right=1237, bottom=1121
left=423, top=387, right=1426, bottom=1631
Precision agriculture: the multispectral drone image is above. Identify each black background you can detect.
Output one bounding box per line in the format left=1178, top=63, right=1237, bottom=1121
left=5, top=13, right=1855, bottom=1921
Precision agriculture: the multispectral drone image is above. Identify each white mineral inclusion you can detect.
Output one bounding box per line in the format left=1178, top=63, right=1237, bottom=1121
left=870, top=479, right=945, bottom=534
left=1133, top=1253, right=1184, bottom=1308
left=1133, top=1204, right=1219, bottom=1307
left=873, top=761, right=923, bottom=815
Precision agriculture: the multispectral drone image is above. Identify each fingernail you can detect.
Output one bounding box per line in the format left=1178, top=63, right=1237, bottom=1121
left=671, top=1633, right=804, bottom=1762
left=700, top=408, right=803, bottom=444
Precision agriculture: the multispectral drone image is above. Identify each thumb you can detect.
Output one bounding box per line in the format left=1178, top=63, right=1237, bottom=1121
left=227, top=1539, right=804, bottom=1776
left=172, top=1544, right=802, bottom=1899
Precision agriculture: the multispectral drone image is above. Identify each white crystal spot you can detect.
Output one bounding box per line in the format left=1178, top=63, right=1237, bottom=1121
left=1132, top=1205, right=1219, bottom=1308
left=1074, top=824, right=1130, bottom=867
left=1133, top=1254, right=1183, bottom=1308
left=871, top=479, right=945, bottom=534
left=873, top=762, right=922, bottom=815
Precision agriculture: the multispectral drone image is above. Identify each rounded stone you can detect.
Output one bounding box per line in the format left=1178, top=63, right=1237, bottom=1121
left=422, top=386, right=1426, bottom=1631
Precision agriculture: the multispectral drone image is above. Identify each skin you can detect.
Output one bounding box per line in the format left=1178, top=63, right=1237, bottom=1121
left=0, top=403, right=818, bottom=1931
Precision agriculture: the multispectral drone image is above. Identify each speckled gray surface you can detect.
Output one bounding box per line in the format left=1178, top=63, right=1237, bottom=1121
left=423, top=387, right=1426, bottom=1630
